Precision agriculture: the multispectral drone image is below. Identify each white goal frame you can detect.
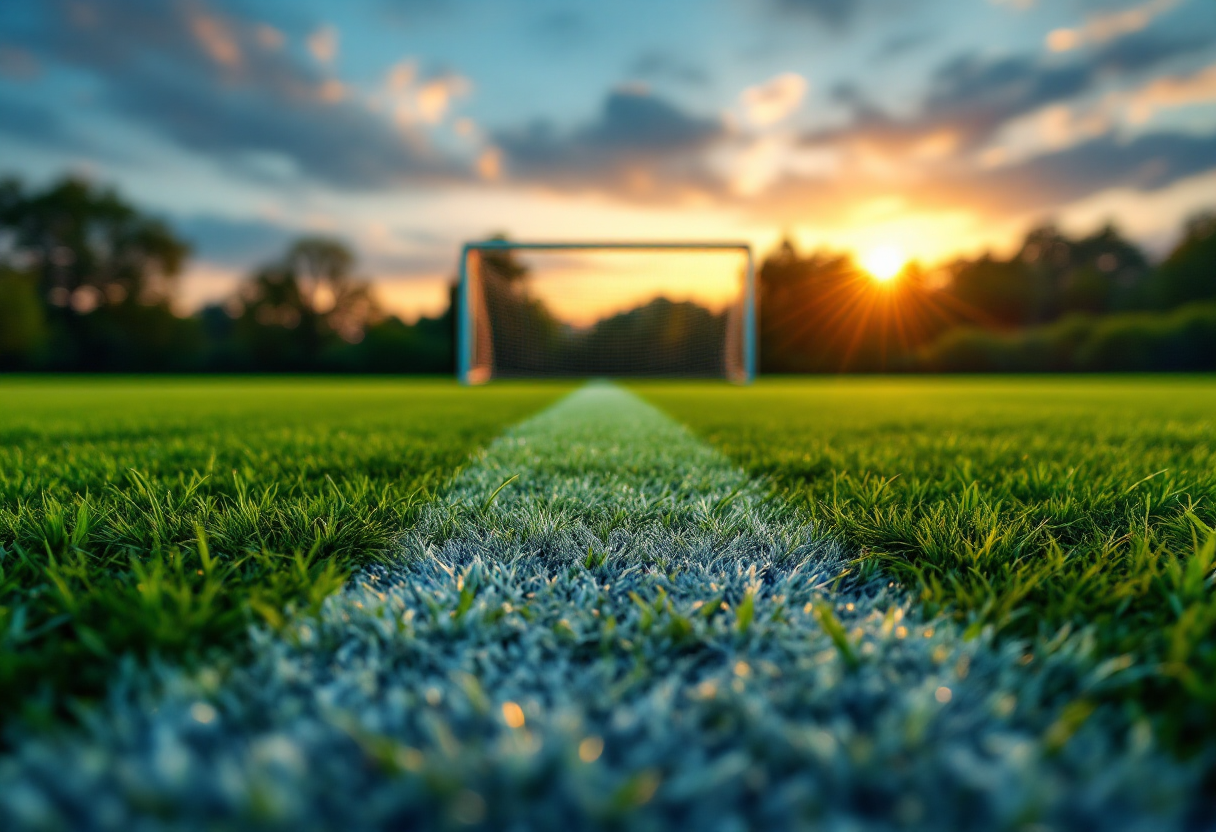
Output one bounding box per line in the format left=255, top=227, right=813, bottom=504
left=457, top=240, right=756, bottom=385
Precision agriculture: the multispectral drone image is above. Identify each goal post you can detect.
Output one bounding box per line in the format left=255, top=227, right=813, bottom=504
left=457, top=240, right=756, bottom=384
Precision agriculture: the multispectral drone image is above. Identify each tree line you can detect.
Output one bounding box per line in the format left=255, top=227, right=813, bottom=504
left=761, top=214, right=1216, bottom=372
left=1, top=174, right=1213, bottom=374
left=0, top=177, right=453, bottom=373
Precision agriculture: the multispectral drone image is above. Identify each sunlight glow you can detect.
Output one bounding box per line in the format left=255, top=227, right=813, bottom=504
left=860, top=245, right=908, bottom=283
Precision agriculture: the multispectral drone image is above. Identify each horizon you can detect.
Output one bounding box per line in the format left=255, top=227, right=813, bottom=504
left=2, top=0, right=1215, bottom=321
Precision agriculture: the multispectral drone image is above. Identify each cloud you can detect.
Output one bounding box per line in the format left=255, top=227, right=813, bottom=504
left=629, top=51, right=710, bottom=87
left=414, top=72, right=472, bottom=124
left=757, top=125, right=1216, bottom=228
left=0, top=45, right=40, bottom=79
left=12, top=0, right=467, bottom=189
left=761, top=0, right=859, bottom=27
left=804, top=28, right=1213, bottom=158
left=307, top=25, right=338, bottom=64
left=386, top=60, right=417, bottom=92
left=1126, top=61, right=1216, bottom=122
left=255, top=24, right=285, bottom=51
left=190, top=12, right=242, bottom=68
left=875, top=31, right=933, bottom=63
left=739, top=72, right=808, bottom=127
left=941, top=129, right=1216, bottom=214
left=978, top=61, right=1216, bottom=165
left=493, top=88, right=724, bottom=196
left=534, top=10, right=586, bottom=41
left=1046, top=0, right=1177, bottom=53
left=716, top=134, right=839, bottom=196
left=726, top=26, right=1216, bottom=225
left=380, top=62, right=472, bottom=125
left=175, top=214, right=296, bottom=266
left=377, top=0, right=451, bottom=25
left=476, top=147, right=502, bottom=180
left=0, top=94, right=66, bottom=146
left=922, top=29, right=1205, bottom=140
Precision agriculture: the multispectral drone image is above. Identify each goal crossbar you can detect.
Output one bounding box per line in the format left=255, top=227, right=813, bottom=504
left=457, top=240, right=756, bottom=384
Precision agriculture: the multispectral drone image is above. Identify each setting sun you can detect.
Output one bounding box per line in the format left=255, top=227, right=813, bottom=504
left=860, top=245, right=907, bottom=282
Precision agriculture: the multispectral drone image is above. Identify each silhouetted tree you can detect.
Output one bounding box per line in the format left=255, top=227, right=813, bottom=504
left=233, top=236, right=380, bottom=369
left=1152, top=212, right=1216, bottom=310
left=759, top=238, right=955, bottom=372
left=0, top=176, right=196, bottom=370
left=0, top=176, right=187, bottom=310
left=947, top=255, right=1046, bottom=327
left=0, top=268, right=46, bottom=367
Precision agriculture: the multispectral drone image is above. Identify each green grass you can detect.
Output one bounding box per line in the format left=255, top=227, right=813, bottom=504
left=8, top=384, right=1198, bottom=829
left=0, top=377, right=569, bottom=726
left=638, top=376, right=1216, bottom=749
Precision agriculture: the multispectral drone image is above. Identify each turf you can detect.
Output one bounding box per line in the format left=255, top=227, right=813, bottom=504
left=637, top=376, right=1216, bottom=749
left=2, top=385, right=1200, bottom=830
left=0, top=377, right=570, bottom=725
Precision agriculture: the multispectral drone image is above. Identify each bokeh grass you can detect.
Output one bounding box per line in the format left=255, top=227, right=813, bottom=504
left=638, top=376, right=1216, bottom=749
left=0, top=377, right=569, bottom=726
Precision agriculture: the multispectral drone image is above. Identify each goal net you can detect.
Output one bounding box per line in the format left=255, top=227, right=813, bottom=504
left=457, top=241, right=755, bottom=384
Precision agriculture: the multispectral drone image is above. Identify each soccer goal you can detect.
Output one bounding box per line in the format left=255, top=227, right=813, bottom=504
left=457, top=241, right=755, bottom=384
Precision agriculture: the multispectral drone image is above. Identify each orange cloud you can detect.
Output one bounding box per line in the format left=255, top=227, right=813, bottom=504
left=308, top=25, right=338, bottom=64
left=384, top=63, right=471, bottom=126
left=386, top=60, right=417, bottom=92
left=1046, top=0, right=1176, bottom=53
left=416, top=74, right=471, bottom=124
left=477, top=148, right=502, bottom=180
left=317, top=79, right=346, bottom=103
left=739, top=72, right=808, bottom=127
left=255, top=24, right=284, bottom=51
left=981, top=61, right=1216, bottom=167
left=1128, top=62, right=1216, bottom=123
left=190, top=13, right=241, bottom=68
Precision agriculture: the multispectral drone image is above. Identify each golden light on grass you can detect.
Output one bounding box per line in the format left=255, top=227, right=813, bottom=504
left=860, top=245, right=907, bottom=283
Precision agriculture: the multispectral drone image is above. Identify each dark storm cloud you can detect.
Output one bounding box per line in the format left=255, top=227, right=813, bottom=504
left=808, top=28, right=1215, bottom=153
left=493, top=88, right=724, bottom=194
left=629, top=51, right=710, bottom=87
left=8, top=0, right=465, bottom=189
left=175, top=214, right=296, bottom=266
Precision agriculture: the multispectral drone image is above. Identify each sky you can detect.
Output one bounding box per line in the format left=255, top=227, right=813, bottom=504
left=1, top=0, right=1214, bottom=320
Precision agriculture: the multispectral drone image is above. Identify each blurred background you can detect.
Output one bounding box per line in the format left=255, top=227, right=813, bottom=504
left=0, top=0, right=1214, bottom=373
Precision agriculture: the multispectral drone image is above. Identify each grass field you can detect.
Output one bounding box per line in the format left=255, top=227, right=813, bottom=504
left=640, top=377, right=1216, bottom=749
left=2, top=376, right=1214, bottom=829
left=0, top=377, right=570, bottom=724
